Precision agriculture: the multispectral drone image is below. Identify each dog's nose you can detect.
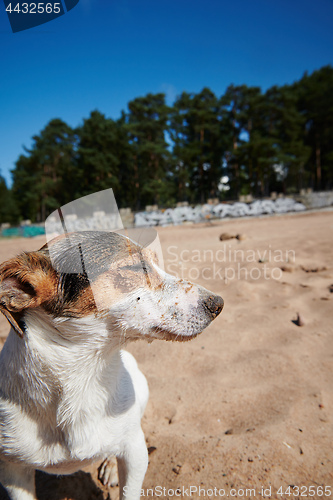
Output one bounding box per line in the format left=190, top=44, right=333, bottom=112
left=203, top=294, right=224, bottom=319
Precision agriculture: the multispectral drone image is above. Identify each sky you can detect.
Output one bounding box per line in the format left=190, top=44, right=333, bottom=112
left=1, top=0, right=333, bottom=186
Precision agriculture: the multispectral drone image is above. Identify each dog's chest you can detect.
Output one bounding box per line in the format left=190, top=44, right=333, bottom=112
left=0, top=399, right=131, bottom=469
left=0, top=346, right=145, bottom=472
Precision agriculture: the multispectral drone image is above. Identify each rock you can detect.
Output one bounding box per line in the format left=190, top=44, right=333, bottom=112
left=219, top=233, right=236, bottom=241
left=219, top=233, right=245, bottom=241
left=172, top=465, right=182, bottom=475
left=280, top=265, right=295, bottom=273
left=301, top=265, right=327, bottom=273
left=295, top=313, right=305, bottom=327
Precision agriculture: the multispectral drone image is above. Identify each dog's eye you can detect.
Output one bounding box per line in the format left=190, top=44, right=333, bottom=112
left=120, top=263, right=151, bottom=273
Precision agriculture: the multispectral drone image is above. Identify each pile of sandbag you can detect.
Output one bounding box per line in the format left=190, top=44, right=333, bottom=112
left=135, top=198, right=306, bottom=227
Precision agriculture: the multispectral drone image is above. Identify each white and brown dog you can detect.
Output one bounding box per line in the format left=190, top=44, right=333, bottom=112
left=0, top=231, right=223, bottom=500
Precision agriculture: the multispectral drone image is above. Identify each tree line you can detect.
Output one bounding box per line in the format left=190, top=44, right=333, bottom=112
left=1, top=65, right=333, bottom=224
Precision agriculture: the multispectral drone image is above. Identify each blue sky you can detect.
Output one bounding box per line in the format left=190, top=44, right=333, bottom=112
left=1, top=0, right=333, bottom=186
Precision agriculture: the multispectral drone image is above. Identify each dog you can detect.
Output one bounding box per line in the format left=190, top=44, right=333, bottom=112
left=0, top=231, right=223, bottom=500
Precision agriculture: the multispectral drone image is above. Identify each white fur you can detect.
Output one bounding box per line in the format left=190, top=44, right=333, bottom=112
left=0, top=310, right=149, bottom=499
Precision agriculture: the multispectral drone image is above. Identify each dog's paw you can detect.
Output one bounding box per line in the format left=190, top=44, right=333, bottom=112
left=98, top=456, right=119, bottom=487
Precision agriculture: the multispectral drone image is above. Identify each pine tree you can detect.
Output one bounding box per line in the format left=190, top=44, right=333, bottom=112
left=296, top=66, right=333, bottom=190
left=0, top=176, right=19, bottom=225
left=124, top=93, right=171, bottom=209
left=12, top=119, right=76, bottom=221
left=76, top=110, right=120, bottom=198
left=170, top=88, right=224, bottom=204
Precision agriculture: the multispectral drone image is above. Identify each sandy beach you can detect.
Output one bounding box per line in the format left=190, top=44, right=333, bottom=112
left=0, top=210, right=332, bottom=500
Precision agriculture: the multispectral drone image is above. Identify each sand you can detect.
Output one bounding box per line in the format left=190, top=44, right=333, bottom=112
left=0, top=210, right=332, bottom=500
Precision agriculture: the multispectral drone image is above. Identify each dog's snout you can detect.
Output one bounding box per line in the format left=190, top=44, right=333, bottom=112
left=202, top=294, right=224, bottom=319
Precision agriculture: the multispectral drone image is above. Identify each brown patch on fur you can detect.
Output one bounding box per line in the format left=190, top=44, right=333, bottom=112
left=64, top=284, right=98, bottom=317
left=92, top=254, right=144, bottom=308
left=92, top=250, right=165, bottom=310
left=0, top=253, right=58, bottom=311
left=91, top=278, right=126, bottom=311
left=0, top=250, right=100, bottom=323
left=0, top=252, right=59, bottom=336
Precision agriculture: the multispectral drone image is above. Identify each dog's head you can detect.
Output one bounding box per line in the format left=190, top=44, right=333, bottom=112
left=0, top=231, right=223, bottom=342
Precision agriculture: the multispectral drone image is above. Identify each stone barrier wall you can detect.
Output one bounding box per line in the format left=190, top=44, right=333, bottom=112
left=294, top=191, right=333, bottom=209
left=2, top=192, right=333, bottom=236
left=134, top=198, right=306, bottom=227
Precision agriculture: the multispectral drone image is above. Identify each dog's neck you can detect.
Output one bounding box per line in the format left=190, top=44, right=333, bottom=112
left=0, top=308, right=127, bottom=434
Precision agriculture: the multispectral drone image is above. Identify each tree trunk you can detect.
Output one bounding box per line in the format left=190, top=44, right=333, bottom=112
left=315, top=133, right=321, bottom=191
left=298, top=162, right=304, bottom=192
left=200, top=128, right=205, bottom=203
left=232, top=120, right=239, bottom=198
left=133, top=155, right=140, bottom=210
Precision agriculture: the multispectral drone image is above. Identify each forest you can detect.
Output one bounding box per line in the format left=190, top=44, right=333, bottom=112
left=1, top=65, right=332, bottom=224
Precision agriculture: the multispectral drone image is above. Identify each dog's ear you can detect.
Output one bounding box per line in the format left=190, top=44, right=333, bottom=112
left=0, top=277, right=36, bottom=337
left=0, top=254, right=56, bottom=338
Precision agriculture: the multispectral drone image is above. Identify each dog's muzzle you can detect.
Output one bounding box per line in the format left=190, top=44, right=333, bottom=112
left=202, top=294, right=224, bottom=319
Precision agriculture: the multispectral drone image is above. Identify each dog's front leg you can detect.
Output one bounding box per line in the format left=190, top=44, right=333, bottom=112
left=0, top=461, right=36, bottom=500
left=117, top=429, right=148, bottom=500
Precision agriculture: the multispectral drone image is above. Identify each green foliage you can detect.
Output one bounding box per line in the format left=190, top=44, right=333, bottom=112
left=6, top=65, right=333, bottom=223
left=171, top=88, right=224, bottom=203
left=0, top=176, right=20, bottom=225
left=124, top=93, right=171, bottom=209
left=76, top=111, right=120, bottom=197
left=12, top=119, right=77, bottom=221
left=295, top=66, right=333, bottom=190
